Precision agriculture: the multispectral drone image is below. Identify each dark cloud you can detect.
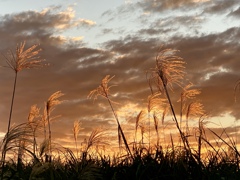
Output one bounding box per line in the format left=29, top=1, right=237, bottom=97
left=138, top=0, right=197, bottom=12
left=228, top=6, right=240, bottom=17
left=0, top=6, right=93, bottom=48
left=203, top=0, right=238, bottom=14
left=138, top=28, right=173, bottom=36
left=137, top=14, right=204, bottom=38
left=160, top=30, right=240, bottom=119
left=0, top=8, right=103, bottom=133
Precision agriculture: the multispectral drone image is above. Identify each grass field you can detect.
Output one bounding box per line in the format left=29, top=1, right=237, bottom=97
left=1, top=43, right=240, bottom=179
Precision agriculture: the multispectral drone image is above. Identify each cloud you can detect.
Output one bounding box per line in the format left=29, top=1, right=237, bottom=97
left=78, top=19, right=96, bottom=27
left=98, top=25, right=240, bottom=122
left=138, top=0, right=238, bottom=16
left=228, top=6, right=240, bottom=18
left=138, top=0, right=200, bottom=13
left=0, top=8, right=100, bottom=132
left=0, top=6, right=94, bottom=48
left=168, top=31, right=240, bottom=118
left=203, top=0, right=238, bottom=14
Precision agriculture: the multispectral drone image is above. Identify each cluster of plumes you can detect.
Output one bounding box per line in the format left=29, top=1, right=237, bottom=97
left=2, top=42, right=240, bottom=179
left=146, top=49, right=205, bottom=118
left=132, top=48, right=207, bottom=152
left=0, top=44, right=211, bottom=170
left=0, top=91, right=65, bottom=178
left=0, top=42, right=110, bottom=171
left=0, top=41, right=67, bottom=169
left=0, top=39, right=239, bottom=179
left=86, top=48, right=207, bottom=158
left=0, top=41, right=49, bottom=170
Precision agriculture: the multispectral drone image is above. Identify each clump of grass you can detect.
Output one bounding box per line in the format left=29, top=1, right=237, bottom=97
left=1, top=41, right=46, bottom=177
left=3, top=41, right=46, bottom=134
left=0, top=123, right=34, bottom=178
left=148, top=48, right=191, bottom=153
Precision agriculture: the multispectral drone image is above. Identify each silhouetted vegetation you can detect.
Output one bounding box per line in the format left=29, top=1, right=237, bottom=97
left=1, top=43, right=240, bottom=179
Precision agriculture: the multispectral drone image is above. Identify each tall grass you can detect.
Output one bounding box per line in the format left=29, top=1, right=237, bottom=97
left=1, top=41, right=45, bottom=177
left=0, top=45, right=240, bottom=179
left=88, top=75, right=133, bottom=159
left=73, top=120, right=82, bottom=159
left=179, top=83, right=201, bottom=131
left=3, top=41, right=45, bottom=134
left=45, top=91, right=64, bottom=162
left=28, top=104, right=41, bottom=156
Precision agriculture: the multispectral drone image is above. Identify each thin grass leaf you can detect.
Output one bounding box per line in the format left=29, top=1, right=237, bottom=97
left=208, top=128, right=240, bottom=157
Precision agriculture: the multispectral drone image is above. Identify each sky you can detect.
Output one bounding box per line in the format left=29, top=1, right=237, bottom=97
left=0, top=0, right=240, bottom=153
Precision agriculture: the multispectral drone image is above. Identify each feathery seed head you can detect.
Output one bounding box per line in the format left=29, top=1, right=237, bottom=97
left=136, top=110, right=144, bottom=131
left=84, top=128, right=107, bottom=153
left=88, top=75, right=116, bottom=101
left=4, top=41, right=47, bottom=73
left=186, top=101, right=205, bottom=120
left=28, top=104, right=40, bottom=123
left=147, top=92, right=166, bottom=113
left=151, top=48, right=186, bottom=90
left=181, top=83, right=201, bottom=101
left=46, top=91, right=64, bottom=113
left=73, top=120, right=82, bottom=141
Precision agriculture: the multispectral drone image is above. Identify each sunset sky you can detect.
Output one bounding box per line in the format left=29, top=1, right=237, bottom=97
left=0, top=0, right=240, bottom=152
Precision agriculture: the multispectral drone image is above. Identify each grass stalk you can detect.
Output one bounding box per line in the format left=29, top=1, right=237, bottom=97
left=1, top=72, right=18, bottom=174
left=162, top=82, right=189, bottom=152
left=106, top=94, right=133, bottom=159
left=7, top=72, right=18, bottom=135
left=46, top=91, right=64, bottom=162
left=88, top=75, right=133, bottom=159
left=1, top=42, right=45, bottom=178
